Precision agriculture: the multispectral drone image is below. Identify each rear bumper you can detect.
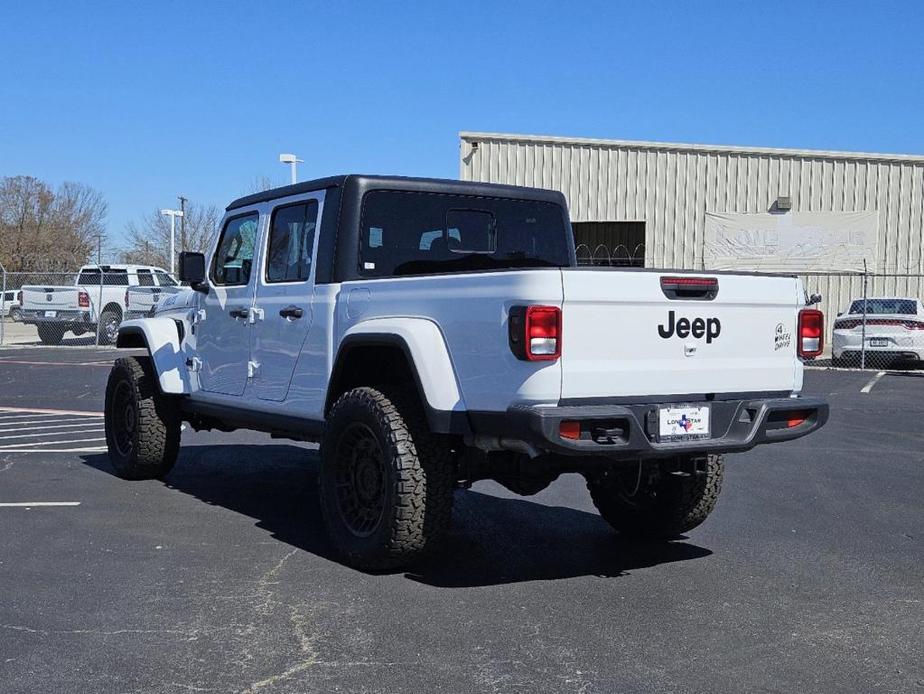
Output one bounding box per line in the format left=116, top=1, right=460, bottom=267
left=20, top=309, right=92, bottom=325
left=469, top=396, right=829, bottom=459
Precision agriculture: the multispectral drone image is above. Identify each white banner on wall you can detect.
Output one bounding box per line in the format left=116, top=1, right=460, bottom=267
left=703, top=211, right=878, bottom=273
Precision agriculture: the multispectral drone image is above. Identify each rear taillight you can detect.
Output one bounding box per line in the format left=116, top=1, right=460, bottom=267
left=798, top=309, right=824, bottom=358
left=78, top=291, right=90, bottom=308
left=124, top=289, right=129, bottom=308
left=508, top=305, right=562, bottom=361
left=16, top=290, right=22, bottom=303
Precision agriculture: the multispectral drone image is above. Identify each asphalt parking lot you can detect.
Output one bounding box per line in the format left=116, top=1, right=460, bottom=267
left=0, top=349, right=921, bottom=693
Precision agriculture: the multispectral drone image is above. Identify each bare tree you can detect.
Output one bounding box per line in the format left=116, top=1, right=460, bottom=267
left=120, top=202, right=222, bottom=269
left=0, top=175, right=106, bottom=272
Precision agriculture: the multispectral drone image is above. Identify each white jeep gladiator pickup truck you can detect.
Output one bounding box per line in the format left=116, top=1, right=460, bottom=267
left=20, top=264, right=176, bottom=344
left=106, top=175, right=828, bottom=569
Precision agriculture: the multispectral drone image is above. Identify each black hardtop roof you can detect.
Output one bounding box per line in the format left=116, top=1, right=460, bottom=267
left=225, top=174, right=566, bottom=211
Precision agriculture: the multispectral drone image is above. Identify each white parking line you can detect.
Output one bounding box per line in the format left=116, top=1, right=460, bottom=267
left=0, top=427, right=104, bottom=441
left=0, top=447, right=106, bottom=453
left=0, top=419, right=104, bottom=430
left=0, top=406, right=103, bottom=417
left=861, top=371, right=887, bottom=393
left=0, top=437, right=106, bottom=450
left=0, top=502, right=81, bottom=507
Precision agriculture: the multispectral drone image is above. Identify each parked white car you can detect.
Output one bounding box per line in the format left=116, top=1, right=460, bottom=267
left=832, top=297, right=924, bottom=365
left=106, top=174, right=829, bottom=569
left=1, top=290, right=22, bottom=321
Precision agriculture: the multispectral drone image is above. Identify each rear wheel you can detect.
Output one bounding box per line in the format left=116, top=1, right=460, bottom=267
left=587, top=455, right=724, bottom=538
left=98, top=309, right=121, bottom=345
left=319, top=387, right=454, bottom=570
left=105, top=357, right=180, bottom=480
left=37, top=323, right=64, bottom=345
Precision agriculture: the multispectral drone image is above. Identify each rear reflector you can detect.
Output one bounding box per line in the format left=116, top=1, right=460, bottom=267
left=798, top=309, right=824, bottom=358
left=559, top=421, right=581, bottom=440
left=787, top=415, right=807, bottom=428
left=509, top=305, right=562, bottom=361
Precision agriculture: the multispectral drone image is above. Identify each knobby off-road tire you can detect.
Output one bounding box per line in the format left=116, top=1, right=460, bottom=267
left=319, top=387, right=454, bottom=571
left=587, top=455, right=724, bottom=538
left=37, top=323, right=64, bottom=345
left=105, top=356, right=180, bottom=480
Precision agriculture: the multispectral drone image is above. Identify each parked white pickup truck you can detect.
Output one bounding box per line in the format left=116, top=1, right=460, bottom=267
left=20, top=264, right=176, bottom=344
left=124, top=273, right=186, bottom=321
left=106, top=175, right=828, bottom=569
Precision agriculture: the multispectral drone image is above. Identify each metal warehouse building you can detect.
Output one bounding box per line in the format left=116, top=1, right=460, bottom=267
left=459, top=131, right=924, bottom=339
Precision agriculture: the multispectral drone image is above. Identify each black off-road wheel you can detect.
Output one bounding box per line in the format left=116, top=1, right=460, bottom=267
left=319, top=387, right=454, bottom=571
left=105, top=357, right=180, bottom=480
left=587, top=455, right=724, bottom=538
left=37, top=323, right=65, bottom=345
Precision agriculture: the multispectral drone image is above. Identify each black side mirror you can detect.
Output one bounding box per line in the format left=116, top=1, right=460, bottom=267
left=179, top=252, right=208, bottom=293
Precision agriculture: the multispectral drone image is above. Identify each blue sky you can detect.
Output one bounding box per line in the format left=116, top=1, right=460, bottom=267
left=1, top=1, right=922, bottom=254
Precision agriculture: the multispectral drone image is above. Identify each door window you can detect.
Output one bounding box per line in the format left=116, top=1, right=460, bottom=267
left=136, top=270, right=155, bottom=287
left=265, top=201, right=319, bottom=283
left=154, top=271, right=177, bottom=287
left=212, top=213, right=259, bottom=286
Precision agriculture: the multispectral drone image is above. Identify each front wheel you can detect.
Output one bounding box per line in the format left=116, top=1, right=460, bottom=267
left=105, top=357, right=180, bottom=480
left=587, top=455, right=724, bottom=538
left=9, top=307, right=22, bottom=322
left=319, top=387, right=454, bottom=570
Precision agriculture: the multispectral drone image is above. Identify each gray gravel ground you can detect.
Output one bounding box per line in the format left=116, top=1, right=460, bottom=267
left=0, top=349, right=921, bottom=693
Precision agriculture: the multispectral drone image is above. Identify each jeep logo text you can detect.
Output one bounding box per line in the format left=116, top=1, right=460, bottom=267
left=658, top=311, right=721, bottom=343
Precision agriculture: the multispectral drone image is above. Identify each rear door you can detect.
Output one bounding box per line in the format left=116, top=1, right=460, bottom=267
left=559, top=269, right=802, bottom=399
left=196, top=211, right=262, bottom=396
left=250, top=193, right=324, bottom=401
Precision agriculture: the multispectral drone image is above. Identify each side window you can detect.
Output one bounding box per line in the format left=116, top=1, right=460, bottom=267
left=265, top=200, right=319, bottom=283
left=103, top=269, right=129, bottom=286
left=137, top=270, right=155, bottom=287
left=154, top=271, right=177, bottom=287
left=212, top=213, right=259, bottom=286
left=78, top=270, right=101, bottom=285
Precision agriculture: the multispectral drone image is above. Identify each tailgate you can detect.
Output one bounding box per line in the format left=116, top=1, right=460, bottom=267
left=21, top=286, right=80, bottom=311
left=560, top=269, right=802, bottom=399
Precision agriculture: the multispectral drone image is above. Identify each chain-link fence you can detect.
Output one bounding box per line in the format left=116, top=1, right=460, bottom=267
left=0, top=269, right=144, bottom=347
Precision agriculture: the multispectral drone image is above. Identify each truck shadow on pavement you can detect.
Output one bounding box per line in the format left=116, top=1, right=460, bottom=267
left=80, top=444, right=712, bottom=587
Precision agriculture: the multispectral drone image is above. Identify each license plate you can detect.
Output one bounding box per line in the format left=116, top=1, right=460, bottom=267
left=869, top=338, right=889, bottom=347
left=44, top=310, right=57, bottom=318
left=659, top=404, right=710, bottom=441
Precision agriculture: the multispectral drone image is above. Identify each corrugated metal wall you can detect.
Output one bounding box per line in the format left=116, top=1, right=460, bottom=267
left=460, top=132, right=924, bottom=340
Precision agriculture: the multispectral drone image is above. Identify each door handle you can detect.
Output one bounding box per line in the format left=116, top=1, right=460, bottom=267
left=279, top=305, right=304, bottom=319
left=229, top=306, right=249, bottom=319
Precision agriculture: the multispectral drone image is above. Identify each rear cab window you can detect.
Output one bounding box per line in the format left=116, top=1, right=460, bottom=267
left=358, top=191, right=571, bottom=277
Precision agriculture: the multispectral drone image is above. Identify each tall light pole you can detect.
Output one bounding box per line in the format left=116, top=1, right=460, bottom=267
left=279, top=153, right=303, bottom=185
left=177, top=195, right=188, bottom=253
left=160, top=209, right=184, bottom=274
